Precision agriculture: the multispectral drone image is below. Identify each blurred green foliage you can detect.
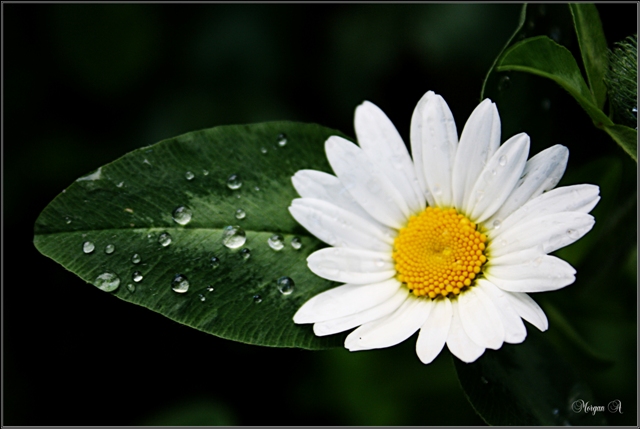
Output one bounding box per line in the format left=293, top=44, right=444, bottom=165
left=5, top=3, right=636, bottom=425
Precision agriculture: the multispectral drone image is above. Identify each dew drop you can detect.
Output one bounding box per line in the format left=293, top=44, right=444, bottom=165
left=375, top=258, right=385, bottom=268
left=83, top=241, right=95, bottom=254
left=131, top=253, right=141, bottom=264
left=492, top=219, right=501, bottom=230
left=198, top=294, right=206, bottom=302
left=202, top=169, right=209, bottom=176
left=94, top=272, right=120, bottom=292
left=65, top=216, right=72, bottom=224
left=254, top=186, right=260, bottom=192
left=235, top=208, right=246, bottom=220
left=172, top=206, right=193, bottom=225
left=240, top=248, right=251, bottom=260
left=171, top=274, right=189, bottom=293
left=185, top=171, right=195, bottom=181
left=268, top=234, right=284, bottom=251
left=158, top=232, right=172, bottom=247
left=126, top=283, right=136, bottom=293
left=253, top=294, right=262, bottom=303
left=210, top=256, right=220, bottom=269
left=498, top=155, right=507, bottom=166
left=132, top=271, right=143, bottom=282
left=277, top=276, right=295, bottom=295
left=116, top=181, right=124, bottom=188
left=290, top=237, right=302, bottom=250
left=260, top=147, right=268, bottom=154
left=227, top=174, right=242, bottom=190
left=276, top=133, right=287, bottom=147
left=206, top=286, right=215, bottom=292
left=104, top=244, right=115, bottom=254
left=498, top=75, right=511, bottom=91
left=222, top=225, right=246, bottom=249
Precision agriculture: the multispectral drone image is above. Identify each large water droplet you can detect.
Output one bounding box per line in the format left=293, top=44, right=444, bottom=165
left=276, top=133, right=287, bottom=147
left=253, top=294, right=262, bottom=303
left=268, top=234, right=284, bottom=251
left=235, top=208, right=246, bottom=220
left=222, top=225, right=246, bottom=249
left=104, top=244, right=115, bottom=254
left=94, top=272, right=120, bottom=292
left=290, top=237, right=302, bottom=250
left=131, top=253, right=141, bottom=264
left=132, top=271, right=144, bottom=282
left=498, top=75, right=511, bottom=91
left=210, top=256, right=220, bottom=269
left=277, top=276, right=295, bottom=295
left=172, top=206, right=193, bottom=225
left=185, top=171, right=195, bottom=181
left=171, top=274, right=189, bottom=293
left=499, top=155, right=507, bottom=166
left=126, top=283, right=136, bottom=293
left=227, top=174, right=242, bottom=190
left=83, top=241, right=95, bottom=254
left=158, top=232, right=172, bottom=247
left=240, top=248, right=251, bottom=260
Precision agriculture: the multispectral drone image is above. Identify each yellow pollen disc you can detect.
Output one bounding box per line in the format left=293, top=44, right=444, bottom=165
left=393, top=207, right=488, bottom=299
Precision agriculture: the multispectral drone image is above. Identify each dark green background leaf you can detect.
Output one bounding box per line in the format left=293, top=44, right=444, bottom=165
left=604, top=124, right=638, bottom=161
left=34, top=121, right=350, bottom=349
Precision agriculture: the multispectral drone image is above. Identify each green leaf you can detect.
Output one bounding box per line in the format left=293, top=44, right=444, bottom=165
left=604, top=123, right=638, bottom=161
left=454, top=327, right=606, bottom=426
left=480, top=3, right=528, bottom=101
left=33, top=121, right=351, bottom=350
left=497, top=35, right=613, bottom=128
left=569, top=4, right=609, bottom=110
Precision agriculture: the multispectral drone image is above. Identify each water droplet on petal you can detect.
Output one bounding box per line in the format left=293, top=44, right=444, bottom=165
left=104, top=244, right=115, bottom=254
left=83, top=241, right=95, bottom=254
left=492, top=220, right=501, bottom=230
left=253, top=294, right=262, bottom=303
left=158, top=232, right=172, bottom=247
left=277, top=276, right=295, bottom=295
left=240, top=248, right=251, bottom=260
left=222, top=225, right=246, bottom=249
left=185, top=171, right=195, bottom=181
left=132, top=271, right=144, bottom=282
left=94, top=272, right=120, bottom=292
left=235, top=208, right=246, bottom=220
left=499, top=155, right=507, bottom=166
left=268, top=234, right=284, bottom=251
left=198, top=294, right=206, bottom=302
left=227, top=174, right=242, bottom=190
left=172, top=206, right=192, bottom=225
left=210, top=256, right=220, bottom=269
left=126, top=283, right=136, bottom=293
left=375, top=258, right=385, bottom=268
left=171, top=274, right=189, bottom=293
left=131, top=253, right=141, bottom=264
left=290, top=237, right=302, bottom=250
left=276, top=133, right=287, bottom=147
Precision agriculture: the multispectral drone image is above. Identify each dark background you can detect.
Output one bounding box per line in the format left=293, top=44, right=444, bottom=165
left=4, top=3, right=637, bottom=425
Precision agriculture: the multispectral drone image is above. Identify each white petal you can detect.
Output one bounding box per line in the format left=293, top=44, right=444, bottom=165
left=325, top=136, right=410, bottom=228
left=289, top=198, right=394, bottom=251
left=416, top=298, right=452, bottom=364
left=307, top=247, right=396, bottom=285
left=452, top=99, right=501, bottom=212
left=458, top=287, right=505, bottom=350
left=291, top=170, right=388, bottom=228
left=477, top=279, right=526, bottom=344
left=489, top=212, right=595, bottom=256
left=313, top=287, right=408, bottom=336
left=446, top=300, right=485, bottom=363
left=345, top=297, right=432, bottom=351
left=485, top=255, right=576, bottom=292
left=410, top=91, right=459, bottom=208
left=468, top=133, right=530, bottom=223
left=355, top=101, right=425, bottom=214
left=489, top=184, right=600, bottom=239
left=502, top=291, right=548, bottom=332
left=487, top=145, right=569, bottom=224
left=293, top=278, right=401, bottom=324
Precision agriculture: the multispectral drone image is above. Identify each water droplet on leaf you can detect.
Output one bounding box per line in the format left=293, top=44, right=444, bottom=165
left=227, top=174, right=242, bottom=190
left=210, top=256, right=220, bottom=269
left=126, top=283, right=136, bottom=293
left=171, top=274, right=189, bottom=293
left=83, top=241, right=95, bottom=254
left=131, top=253, right=141, bottom=264
left=158, top=232, right=172, bottom=247
left=206, top=286, right=215, bottom=292
left=277, top=276, right=295, bottom=295
left=202, top=169, right=209, bottom=176
left=104, top=244, right=115, bottom=254
left=268, top=234, right=284, bottom=251
left=65, top=216, right=72, bottom=224
left=290, top=237, right=302, bottom=250
left=132, top=271, right=143, bottom=282
left=172, top=206, right=192, bottom=225
left=260, top=147, right=268, bottom=154
left=185, top=171, right=195, bottom=181
left=253, top=295, right=262, bottom=303
left=235, top=208, right=246, bottom=220
left=94, top=272, right=120, bottom=292
left=198, top=294, right=206, bottom=302
left=276, top=133, right=287, bottom=147
left=240, top=248, right=251, bottom=260
left=222, top=225, right=246, bottom=249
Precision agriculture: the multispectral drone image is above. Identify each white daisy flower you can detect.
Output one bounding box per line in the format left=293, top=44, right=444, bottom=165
left=289, top=91, right=599, bottom=364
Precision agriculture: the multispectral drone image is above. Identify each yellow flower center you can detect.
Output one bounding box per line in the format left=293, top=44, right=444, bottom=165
left=393, top=207, right=487, bottom=299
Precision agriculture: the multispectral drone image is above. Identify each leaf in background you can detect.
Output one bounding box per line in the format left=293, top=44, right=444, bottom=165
left=454, top=327, right=606, bottom=426
left=604, top=124, right=638, bottom=161
left=569, top=3, right=609, bottom=110
left=497, top=35, right=613, bottom=128
left=479, top=3, right=528, bottom=100
left=33, top=121, right=351, bottom=350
